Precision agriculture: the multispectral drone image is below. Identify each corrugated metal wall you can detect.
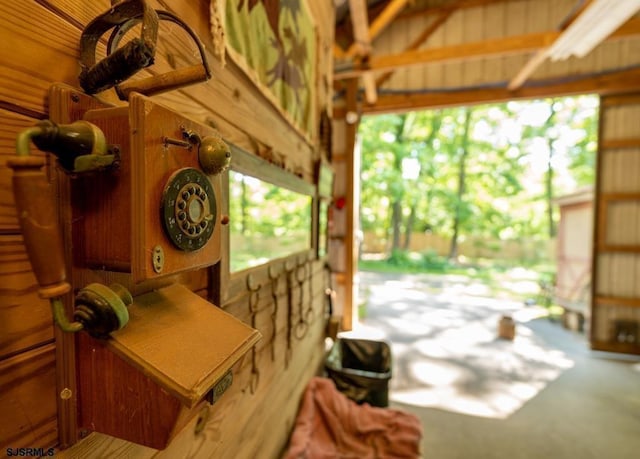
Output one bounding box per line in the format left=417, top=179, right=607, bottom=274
left=373, top=0, right=640, bottom=92
left=592, top=93, right=640, bottom=353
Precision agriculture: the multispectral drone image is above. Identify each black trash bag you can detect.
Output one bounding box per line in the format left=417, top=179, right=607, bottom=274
left=325, top=338, right=392, bottom=407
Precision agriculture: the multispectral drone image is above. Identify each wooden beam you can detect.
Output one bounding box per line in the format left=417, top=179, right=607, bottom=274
left=347, top=0, right=377, bottom=104
left=601, top=93, right=640, bottom=107
left=334, top=67, right=640, bottom=117
left=334, top=44, right=346, bottom=60
left=601, top=138, right=640, bottom=150
left=508, top=0, right=593, bottom=90
left=348, top=0, right=371, bottom=57
left=368, top=0, right=410, bottom=42
left=398, top=0, right=517, bottom=20
left=362, top=73, right=378, bottom=104
left=508, top=50, right=549, bottom=91
left=345, top=0, right=410, bottom=58
left=336, top=30, right=558, bottom=79
left=335, top=18, right=640, bottom=80
left=596, top=295, right=640, bottom=308
left=376, top=9, right=454, bottom=87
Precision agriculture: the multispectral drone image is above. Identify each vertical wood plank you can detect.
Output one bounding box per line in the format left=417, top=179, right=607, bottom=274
left=0, top=345, right=58, bottom=450
left=0, top=109, right=43, bottom=232
left=0, top=236, right=54, bottom=360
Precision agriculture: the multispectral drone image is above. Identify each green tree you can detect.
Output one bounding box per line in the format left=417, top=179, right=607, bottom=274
left=449, top=108, right=472, bottom=259
left=357, top=96, right=598, bottom=261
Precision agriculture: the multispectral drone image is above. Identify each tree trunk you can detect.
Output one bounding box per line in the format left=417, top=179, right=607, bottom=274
left=403, top=202, right=416, bottom=250
left=403, top=114, right=442, bottom=251
left=449, top=109, right=472, bottom=260
left=240, top=175, right=248, bottom=235
left=545, top=103, right=558, bottom=239
left=546, top=138, right=555, bottom=238
left=391, top=199, right=403, bottom=252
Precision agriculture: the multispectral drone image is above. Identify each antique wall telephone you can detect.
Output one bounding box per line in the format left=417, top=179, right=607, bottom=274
left=8, top=0, right=224, bottom=338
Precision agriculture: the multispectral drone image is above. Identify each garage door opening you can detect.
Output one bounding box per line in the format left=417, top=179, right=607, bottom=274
left=348, top=95, right=600, bottom=414
left=356, top=95, right=598, bottom=320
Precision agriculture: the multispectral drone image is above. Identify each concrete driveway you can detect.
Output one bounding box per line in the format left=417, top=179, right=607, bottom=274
left=343, top=271, right=640, bottom=459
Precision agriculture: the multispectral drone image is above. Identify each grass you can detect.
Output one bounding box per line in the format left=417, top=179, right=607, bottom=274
left=359, top=250, right=558, bottom=306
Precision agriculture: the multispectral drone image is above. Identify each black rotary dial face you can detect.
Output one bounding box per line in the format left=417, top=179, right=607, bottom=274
left=161, top=168, right=216, bottom=251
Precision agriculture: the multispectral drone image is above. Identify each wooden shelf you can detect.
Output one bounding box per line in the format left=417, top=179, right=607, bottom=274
left=591, top=340, right=640, bottom=355
left=601, top=138, right=640, bottom=150
left=596, top=244, right=640, bottom=253
left=595, top=295, right=640, bottom=308
left=600, top=192, right=640, bottom=201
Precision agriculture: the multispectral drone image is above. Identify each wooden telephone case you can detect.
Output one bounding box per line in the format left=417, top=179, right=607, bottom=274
left=48, top=84, right=260, bottom=450
left=72, top=94, right=223, bottom=282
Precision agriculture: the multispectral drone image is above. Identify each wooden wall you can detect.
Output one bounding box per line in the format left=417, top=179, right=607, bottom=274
left=0, top=1, right=335, bottom=457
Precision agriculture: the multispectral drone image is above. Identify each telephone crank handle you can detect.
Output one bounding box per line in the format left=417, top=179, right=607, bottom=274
left=116, top=64, right=210, bottom=99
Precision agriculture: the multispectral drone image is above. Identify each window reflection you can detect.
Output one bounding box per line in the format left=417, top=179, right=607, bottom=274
left=230, top=171, right=312, bottom=271
left=318, top=201, right=329, bottom=258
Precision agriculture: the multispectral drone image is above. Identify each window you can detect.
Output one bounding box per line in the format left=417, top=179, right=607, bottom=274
left=229, top=171, right=312, bottom=271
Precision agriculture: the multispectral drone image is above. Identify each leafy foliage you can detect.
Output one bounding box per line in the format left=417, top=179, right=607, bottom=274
left=358, top=96, right=599, bottom=261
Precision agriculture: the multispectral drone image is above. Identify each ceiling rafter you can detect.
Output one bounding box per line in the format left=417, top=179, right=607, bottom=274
left=336, top=30, right=558, bottom=79
left=397, top=0, right=518, bottom=20
left=376, top=8, right=455, bottom=87
left=508, top=0, right=593, bottom=90
left=334, top=67, right=640, bottom=117
left=334, top=17, right=640, bottom=80
left=344, top=0, right=411, bottom=59
left=348, top=0, right=377, bottom=104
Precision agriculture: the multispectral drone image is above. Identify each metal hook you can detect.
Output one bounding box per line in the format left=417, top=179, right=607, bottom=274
left=247, top=273, right=261, bottom=292
left=246, top=273, right=261, bottom=393
left=268, top=264, right=282, bottom=362
left=285, top=259, right=296, bottom=272
left=295, top=264, right=306, bottom=283
left=249, top=367, right=260, bottom=395
left=294, top=320, right=309, bottom=340
left=268, top=264, right=281, bottom=280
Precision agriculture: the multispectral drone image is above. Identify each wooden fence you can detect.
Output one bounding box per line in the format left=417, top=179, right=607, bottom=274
left=362, top=231, right=555, bottom=262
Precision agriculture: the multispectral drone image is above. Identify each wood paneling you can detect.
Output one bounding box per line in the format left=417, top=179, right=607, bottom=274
left=0, top=1, right=82, bottom=113
left=0, top=344, right=57, bottom=450
left=0, top=109, right=43, bottom=233
left=1, top=0, right=320, bottom=182
left=0, top=236, right=53, bottom=360
left=1, top=0, right=332, bottom=456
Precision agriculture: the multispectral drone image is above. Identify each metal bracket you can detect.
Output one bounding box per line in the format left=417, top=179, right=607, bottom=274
left=206, top=371, right=233, bottom=405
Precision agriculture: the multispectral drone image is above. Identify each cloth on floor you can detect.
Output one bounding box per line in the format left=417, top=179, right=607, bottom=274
left=285, top=376, right=422, bottom=459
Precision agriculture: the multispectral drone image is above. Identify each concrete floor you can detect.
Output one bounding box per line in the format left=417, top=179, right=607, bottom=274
left=349, top=271, right=640, bottom=459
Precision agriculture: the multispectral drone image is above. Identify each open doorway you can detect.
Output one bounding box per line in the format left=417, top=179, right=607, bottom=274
left=356, top=95, right=598, bottom=329
left=345, top=96, right=640, bottom=457
left=351, top=95, right=600, bottom=419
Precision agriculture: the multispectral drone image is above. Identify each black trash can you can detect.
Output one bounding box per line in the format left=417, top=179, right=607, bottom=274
left=325, top=338, right=392, bottom=407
